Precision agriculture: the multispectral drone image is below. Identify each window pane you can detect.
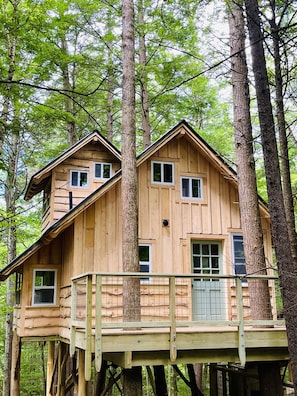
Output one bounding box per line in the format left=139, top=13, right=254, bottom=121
left=140, top=264, right=150, bottom=273
left=35, top=271, right=55, bottom=286
left=202, top=257, right=209, bottom=268
left=163, top=164, right=173, bottom=183
left=103, top=164, right=111, bottom=178
left=193, top=256, right=200, bottom=269
left=139, top=245, right=149, bottom=261
left=211, top=244, right=219, bottom=256
left=202, top=244, right=209, bottom=255
left=212, top=257, right=219, bottom=269
left=182, top=178, right=190, bottom=197
left=80, top=172, right=88, bottom=187
left=71, top=171, right=78, bottom=186
left=95, top=163, right=101, bottom=178
left=34, top=289, right=54, bottom=304
left=192, top=179, right=201, bottom=198
left=192, top=243, right=200, bottom=255
left=153, top=163, right=161, bottom=182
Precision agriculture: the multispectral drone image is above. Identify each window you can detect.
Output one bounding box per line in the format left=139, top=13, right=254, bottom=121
left=70, top=170, right=89, bottom=188
left=152, top=162, right=174, bottom=184
left=33, top=270, right=56, bottom=305
left=139, top=244, right=151, bottom=282
left=232, top=234, right=246, bottom=276
left=94, top=162, right=112, bottom=179
left=192, top=242, right=220, bottom=279
left=181, top=177, right=202, bottom=199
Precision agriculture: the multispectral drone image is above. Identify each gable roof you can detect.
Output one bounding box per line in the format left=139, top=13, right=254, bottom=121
left=24, top=130, right=121, bottom=200
left=0, top=120, right=269, bottom=280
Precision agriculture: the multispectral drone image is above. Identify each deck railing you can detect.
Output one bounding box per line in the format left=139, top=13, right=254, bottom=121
left=70, top=272, right=285, bottom=376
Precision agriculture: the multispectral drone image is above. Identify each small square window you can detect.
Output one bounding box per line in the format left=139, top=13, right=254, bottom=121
left=94, top=163, right=112, bottom=179
left=152, top=162, right=174, bottom=184
left=33, top=270, right=57, bottom=305
left=181, top=177, right=202, bottom=199
left=139, top=244, right=151, bottom=282
left=70, top=170, right=89, bottom=188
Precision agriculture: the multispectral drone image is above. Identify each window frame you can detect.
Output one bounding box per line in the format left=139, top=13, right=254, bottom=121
left=94, top=162, right=112, bottom=180
left=139, top=244, right=152, bottom=283
left=191, top=241, right=221, bottom=280
left=70, top=170, right=89, bottom=188
left=151, top=161, right=174, bottom=185
left=181, top=176, right=203, bottom=200
left=32, top=269, right=57, bottom=306
left=232, top=234, right=247, bottom=280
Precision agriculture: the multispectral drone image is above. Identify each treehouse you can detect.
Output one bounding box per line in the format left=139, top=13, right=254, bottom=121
left=0, top=120, right=289, bottom=395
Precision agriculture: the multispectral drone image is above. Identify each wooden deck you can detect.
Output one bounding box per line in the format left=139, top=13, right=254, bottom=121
left=66, top=272, right=289, bottom=380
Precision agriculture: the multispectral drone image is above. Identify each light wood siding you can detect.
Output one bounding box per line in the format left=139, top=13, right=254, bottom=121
left=41, top=142, right=121, bottom=231
left=17, top=132, right=275, bottom=339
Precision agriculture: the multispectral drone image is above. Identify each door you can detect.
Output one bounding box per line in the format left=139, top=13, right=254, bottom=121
left=192, top=241, right=224, bottom=320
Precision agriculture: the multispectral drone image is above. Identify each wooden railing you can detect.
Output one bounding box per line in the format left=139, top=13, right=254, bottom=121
left=69, top=272, right=285, bottom=379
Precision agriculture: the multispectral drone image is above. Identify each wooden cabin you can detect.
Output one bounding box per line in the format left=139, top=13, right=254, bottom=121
left=0, top=120, right=288, bottom=395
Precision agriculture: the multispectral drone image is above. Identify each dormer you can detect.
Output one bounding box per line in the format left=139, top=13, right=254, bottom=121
left=25, top=131, right=121, bottom=233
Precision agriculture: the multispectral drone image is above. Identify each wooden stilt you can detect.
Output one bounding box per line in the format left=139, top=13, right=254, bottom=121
left=78, top=349, right=87, bottom=396
left=10, top=329, right=21, bottom=396
left=47, top=341, right=55, bottom=396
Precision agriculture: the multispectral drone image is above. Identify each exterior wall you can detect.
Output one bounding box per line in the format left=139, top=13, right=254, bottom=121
left=41, top=142, right=121, bottom=232
left=16, top=132, right=275, bottom=339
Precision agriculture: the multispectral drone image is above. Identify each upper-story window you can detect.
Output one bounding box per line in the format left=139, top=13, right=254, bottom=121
left=70, top=170, right=89, bottom=188
left=152, top=161, right=174, bottom=184
left=94, top=162, right=112, bottom=179
left=232, top=234, right=246, bottom=277
left=139, top=244, right=151, bottom=282
left=181, top=177, right=202, bottom=199
left=32, top=269, right=57, bottom=306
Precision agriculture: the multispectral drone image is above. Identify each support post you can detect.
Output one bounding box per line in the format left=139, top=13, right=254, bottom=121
left=46, top=341, right=55, bottom=396
left=236, top=277, right=246, bottom=366
left=95, top=274, right=102, bottom=372
left=78, top=349, right=87, bottom=396
left=169, top=276, right=177, bottom=362
left=85, top=274, right=92, bottom=381
left=10, top=329, right=21, bottom=396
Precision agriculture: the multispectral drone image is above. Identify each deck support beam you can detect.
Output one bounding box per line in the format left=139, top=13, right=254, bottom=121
left=236, top=277, right=246, bottom=367
left=78, top=349, right=87, bottom=396
left=169, top=276, right=177, bottom=362
left=46, top=341, right=55, bottom=396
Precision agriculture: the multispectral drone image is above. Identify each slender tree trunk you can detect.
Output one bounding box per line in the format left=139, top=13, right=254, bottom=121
left=244, top=0, right=297, bottom=391
left=228, top=0, right=272, bottom=322
left=269, top=9, right=297, bottom=263
left=121, top=0, right=142, bottom=392
left=137, top=0, right=151, bottom=148
left=61, top=38, right=76, bottom=146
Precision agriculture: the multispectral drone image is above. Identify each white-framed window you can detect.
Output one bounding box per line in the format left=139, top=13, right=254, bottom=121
left=192, top=241, right=220, bottom=279
left=151, top=161, right=174, bottom=184
left=139, top=244, right=151, bottom=282
left=181, top=177, right=202, bottom=199
left=94, top=162, right=112, bottom=179
left=232, top=234, right=246, bottom=277
left=32, top=269, right=57, bottom=306
left=70, top=170, right=89, bottom=188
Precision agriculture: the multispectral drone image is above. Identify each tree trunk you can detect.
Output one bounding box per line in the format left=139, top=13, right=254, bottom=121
left=244, top=0, right=297, bottom=391
left=154, top=365, right=168, bottom=396
left=228, top=0, right=272, bottom=321
left=269, top=11, right=297, bottom=263
left=61, top=38, right=76, bottom=146
left=121, top=0, right=142, bottom=393
left=137, top=0, right=151, bottom=148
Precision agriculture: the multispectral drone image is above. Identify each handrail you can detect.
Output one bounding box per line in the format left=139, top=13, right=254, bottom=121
left=70, top=272, right=284, bottom=377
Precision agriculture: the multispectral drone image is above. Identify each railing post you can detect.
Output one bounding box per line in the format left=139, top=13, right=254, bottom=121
left=169, top=276, right=177, bottom=362
left=95, top=274, right=102, bottom=372
left=236, top=276, right=246, bottom=366
left=70, top=280, right=77, bottom=357
left=85, top=274, right=92, bottom=381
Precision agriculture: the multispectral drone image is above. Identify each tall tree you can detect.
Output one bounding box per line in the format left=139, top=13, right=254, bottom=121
left=244, top=0, right=297, bottom=391
left=268, top=0, right=297, bottom=262
left=228, top=1, right=283, bottom=393
left=121, top=0, right=142, bottom=393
